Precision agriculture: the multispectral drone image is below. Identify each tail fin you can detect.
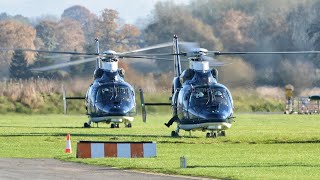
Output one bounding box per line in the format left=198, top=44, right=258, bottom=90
left=139, top=89, right=147, bottom=123
left=95, top=38, right=100, bottom=69
left=62, top=85, right=85, bottom=114
left=139, top=88, right=171, bottom=123
left=172, top=35, right=182, bottom=96
left=173, top=35, right=182, bottom=77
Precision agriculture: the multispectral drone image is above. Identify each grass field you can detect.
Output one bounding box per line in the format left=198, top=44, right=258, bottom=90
left=0, top=113, right=320, bottom=179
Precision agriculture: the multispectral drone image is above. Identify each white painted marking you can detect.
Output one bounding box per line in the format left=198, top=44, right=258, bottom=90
left=117, top=144, right=131, bottom=158
left=143, top=143, right=157, bottom=158
left=91, top=143, right=104, bottom=158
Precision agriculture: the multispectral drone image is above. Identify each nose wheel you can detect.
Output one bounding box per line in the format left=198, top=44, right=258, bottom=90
left=171, top=131, right=179, bottom=137
left=125, top=122, right=132, bottom=128
left=206, top=131, right=226, bottom=138
left=111, top=123, right=119, bottom=128
left=83, top=122, right=91, bottom=128
left=171, top=127, right=180, bottom=137
left=219, top=131, right=226, bottom=137
left=206, top=132, right=217, bottom=138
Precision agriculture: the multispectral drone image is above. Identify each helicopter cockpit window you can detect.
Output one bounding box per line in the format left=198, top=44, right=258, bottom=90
left=195, top=92, right=204, bottom=98
left=215, top=91, right=222, bottom=96
left=96, top=85, right=132, bottom=104
left=189, top=88, right=230, bottom=107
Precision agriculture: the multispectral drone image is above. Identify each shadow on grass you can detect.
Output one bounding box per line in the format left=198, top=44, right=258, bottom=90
left=0, top=133, right=204, bottom=144
left=260, top=140, right=320, bottom=144
left=188, top=163, right=320, bottom=168
left=0, top=125, right=85, bottom=129
left=0, top=132, right=177, bottom=139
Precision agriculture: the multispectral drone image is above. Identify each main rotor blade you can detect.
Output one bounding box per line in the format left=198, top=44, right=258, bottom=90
left=123, top=56, right=174, bottom=61
left=31, top=57, right=97, bottom=71
left=120, top=42, right=173, bottom=54
left=119, top=53, right=185, bottom=57
left=200, top=55, right=229, bottom=66
left=0, top=48, right=98, bottom=56
left=179, top=42, right=200, bottom=52
left=42, top=54, right=92, bottom=59
left=209, top=61, right=232, bottom=66
left=200, top=55, right=215, bottom=62
left=210, top=51, right=320, bottom=55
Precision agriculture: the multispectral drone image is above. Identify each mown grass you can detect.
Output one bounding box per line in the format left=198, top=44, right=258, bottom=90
left=0, top=113, right=320, bottom=179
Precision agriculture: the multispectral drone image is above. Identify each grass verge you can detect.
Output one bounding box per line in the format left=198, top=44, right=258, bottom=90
left=0, top=113, right=320, bottom=179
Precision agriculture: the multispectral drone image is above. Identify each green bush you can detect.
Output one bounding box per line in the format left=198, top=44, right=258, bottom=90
left=0, top=88, right=285, bottom=114
left=15, top=102, right=32, bottom=114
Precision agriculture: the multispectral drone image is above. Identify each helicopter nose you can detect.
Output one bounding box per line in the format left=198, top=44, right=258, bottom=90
left=111, top=103, right=135, bottom=114
left=108, top=106, right=128, bottom=115
left=110, top=107, right=126, bottom=113
left=201, top=113, right=227, bottom=121
left=189, top=109, right=230, bottom=123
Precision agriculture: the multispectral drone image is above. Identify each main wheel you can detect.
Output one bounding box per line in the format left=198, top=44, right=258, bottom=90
left=219, top=131, right=226, bottom=137
left=83, top=122, right=90, bottom=128
left=212, top=132, right=217, bottom=138
left=171, top=131, right=178, bottom=137
left=126, top=123, right=132, bottom=128
left=110, top=124, right=115, bottom=128
left=115, top=124, right=120, bottom=128
left=206, top=132, right=211, bottom=138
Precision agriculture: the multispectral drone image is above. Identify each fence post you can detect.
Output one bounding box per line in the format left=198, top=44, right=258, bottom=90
left=180, top=156, right=187, bottom=168
left=62, top=85, right=67, bottom=114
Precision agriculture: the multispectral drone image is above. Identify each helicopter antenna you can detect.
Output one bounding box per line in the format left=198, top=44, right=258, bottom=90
left=95, top=38, right=100, bottom=69
left=173, top=35, right=182, bottom=77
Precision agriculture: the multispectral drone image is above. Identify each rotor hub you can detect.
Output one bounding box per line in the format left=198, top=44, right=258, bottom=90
left=103, top=50, right=117, bottom=56
left=190, top=48, right=208, bottom=56
left=188, top=48, right=209, bottom=61
left=101, top=50, right=119, bottom=62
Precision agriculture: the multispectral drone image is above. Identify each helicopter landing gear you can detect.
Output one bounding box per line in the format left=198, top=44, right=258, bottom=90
left=206, top=131, right=217, bottom=138
left=206, top=133, right=210, bottom=138
left=171, top=131, right=179, bottom=137
left=83, top=122, right=91, bottom=128
left=125, top=123, right=132, bottom=128
left=111, top=123, right=120, bottom=128
left=171, top=127, right=180, bottom=137
left=218, top=131, right=226, bottom=137
left=212, top=132, right=217, bottom=138
left=206, top=131, right=226, bottom=138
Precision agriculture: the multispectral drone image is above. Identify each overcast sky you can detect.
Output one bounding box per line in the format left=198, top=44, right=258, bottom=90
left=0, top=0, right=190, bottom=23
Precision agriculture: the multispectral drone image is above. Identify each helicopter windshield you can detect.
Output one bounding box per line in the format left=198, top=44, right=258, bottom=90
left=96, top=84, right=133, bottom=105
left=189, top=87, right=230, bottom=108
left=191, top=71, right=216, bottom=84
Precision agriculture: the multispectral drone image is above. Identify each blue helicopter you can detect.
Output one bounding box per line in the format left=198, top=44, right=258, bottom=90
left=140, top=35, right=320, bottom=138
left=2, top=39, right=172, bottom=128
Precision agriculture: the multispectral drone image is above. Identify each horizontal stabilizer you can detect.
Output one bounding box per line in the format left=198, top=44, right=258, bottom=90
left=139, top=89, right=171, bottom=123
left=145, top=103, right=171, bottom=106
left=66, top=97, right=86, bottom=100
left=309, top=95, right=320, bottom=101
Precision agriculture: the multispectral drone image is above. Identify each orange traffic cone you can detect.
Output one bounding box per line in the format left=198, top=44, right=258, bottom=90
left=65, top=133, right=72, bottom=153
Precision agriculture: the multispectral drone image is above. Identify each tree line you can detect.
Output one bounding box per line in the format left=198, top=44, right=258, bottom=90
left=0, top=6, right=141, bottom=79
left=1, top=0, right=320, bottom=92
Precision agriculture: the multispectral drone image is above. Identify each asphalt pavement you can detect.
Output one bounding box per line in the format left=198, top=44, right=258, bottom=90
left=0, top=158, right=209, bottom=180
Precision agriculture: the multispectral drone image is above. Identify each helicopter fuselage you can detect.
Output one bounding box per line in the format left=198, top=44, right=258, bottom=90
left=85, top=67, right=136, bottom=126
left=172, top=68, right=234, bottom=132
